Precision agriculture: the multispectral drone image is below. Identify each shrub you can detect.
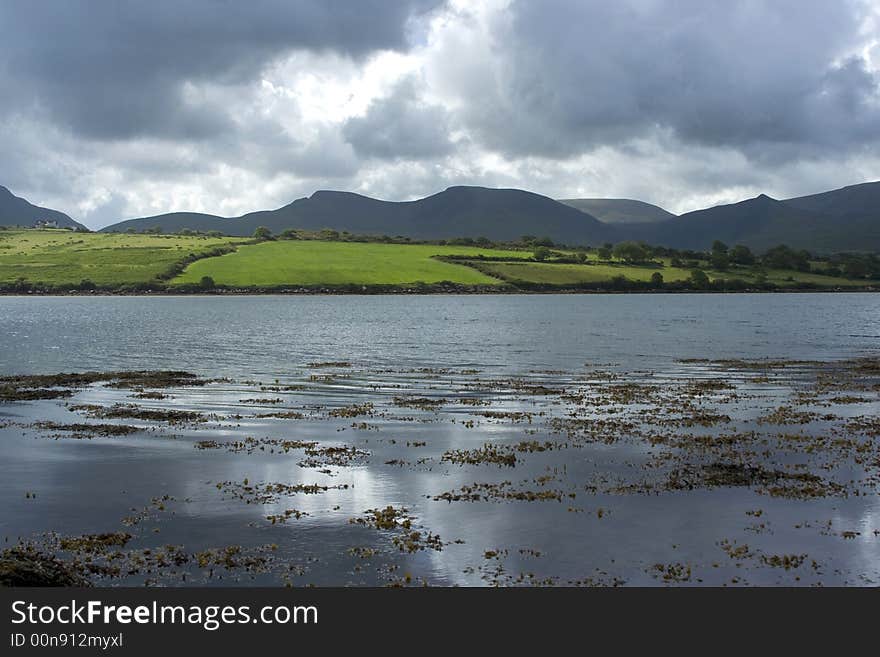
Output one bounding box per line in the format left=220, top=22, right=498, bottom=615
left=761, top=244, right=810, bottom=272
left=689, top=269, right=710, bottom=289
left=612, top=241, right=647, bottom=263
left=730, top=244, right=755, bottom=265
left=710, top=252, right=730, bottom=270
left=533, top=246, right=552, bottom=261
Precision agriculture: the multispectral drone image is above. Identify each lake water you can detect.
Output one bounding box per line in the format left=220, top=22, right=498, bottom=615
left=1, top=293, right=879, bottom=586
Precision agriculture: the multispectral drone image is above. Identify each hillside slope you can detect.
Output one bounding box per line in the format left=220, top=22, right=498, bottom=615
left=558, top=198, right=675, bottom=224
left=0, top=186, right=87, bottom=230
left=624, top=182, right=880, bottom=252
left=626, top=195, right=825, bottom=251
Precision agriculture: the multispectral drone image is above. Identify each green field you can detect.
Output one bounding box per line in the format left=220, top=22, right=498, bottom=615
left=479, top=261, right=693, bottom=284
left=475, top=259, right=871, bottom=288
left=173, top=241, right=528, bottom=287
left=755, top=269, right=872, bottom=287
left=1, top=229, right=876, bottom=291
left=0, top=229, right=241, bottom=285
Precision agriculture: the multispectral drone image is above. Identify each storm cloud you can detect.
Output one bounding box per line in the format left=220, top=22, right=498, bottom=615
left=0, top=0, right=878, bottom=227
left=0, top=0, right=440, bottom=139
left=440, top=0, right=880, bottom=158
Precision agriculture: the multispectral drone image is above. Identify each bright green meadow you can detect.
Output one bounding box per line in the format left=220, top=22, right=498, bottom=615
left=1, top=229, right=876, bottom=290
left=0, top=229, right=241, bottom=285
left=173, top=241, right=527, bottom=286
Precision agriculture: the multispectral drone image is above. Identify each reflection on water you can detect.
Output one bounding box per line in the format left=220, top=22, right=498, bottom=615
left=0, top=293, right=879, bottom=586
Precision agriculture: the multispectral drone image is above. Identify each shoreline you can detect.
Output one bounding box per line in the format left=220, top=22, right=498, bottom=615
left=1, top=286, right=878, bottom=297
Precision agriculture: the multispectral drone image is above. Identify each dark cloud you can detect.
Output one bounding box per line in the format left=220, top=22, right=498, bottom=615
left=0, top=0, right=878, bottom=229
left=343, top=77, right=454, bottom=159
left=0, top=0, right=442, bottom=140
left=453, top=0, right=880, bottom=159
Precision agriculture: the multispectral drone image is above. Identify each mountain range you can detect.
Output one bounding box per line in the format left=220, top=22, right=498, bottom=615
left=99, top=186, right=622, bottom=245
left=2, top=181, right=879, bottom=253
left=630, top=183, right=880, bottom=252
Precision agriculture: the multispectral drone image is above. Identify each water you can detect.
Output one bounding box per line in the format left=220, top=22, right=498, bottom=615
left=2, top=293, right=878, bottom=376
left=1, top=293, right=878, bottom=586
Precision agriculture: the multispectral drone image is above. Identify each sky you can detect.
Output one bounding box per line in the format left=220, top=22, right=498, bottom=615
left=1, top=0, right=879, bottom=229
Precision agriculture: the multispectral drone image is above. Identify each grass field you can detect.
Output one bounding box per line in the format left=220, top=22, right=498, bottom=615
left=478, top=261, right=693, bottom=284
left=755, top=268, right=873, bottom=287
left=474, top=259, right=873, bottom=288
left=0, top=229, right=241, bottom=285
left=173, top=241, right=529, bottom=287
left=1, top=229, right=875, bottom=291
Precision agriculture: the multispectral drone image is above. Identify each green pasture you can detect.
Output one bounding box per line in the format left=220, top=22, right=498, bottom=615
left=173, top=241, right=529, bottom=287
left=1, top=229, right=874, bottom=290
left=0, top=229, right=241, bottom=285
left=470, top=259, right=873, bottom=288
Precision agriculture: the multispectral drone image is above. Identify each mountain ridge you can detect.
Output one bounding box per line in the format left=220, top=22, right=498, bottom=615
left=102, top=185, right=622, bottom=245
left=622, top=185, right=880, bottom=252
left=3, top=181, right=879, bottom=253
left=0, top=186, right=87, bottom=231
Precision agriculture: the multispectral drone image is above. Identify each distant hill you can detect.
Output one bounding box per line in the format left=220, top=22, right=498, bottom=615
left=625, top=194, right=824, bottom=251
left=780, top=181, right=880, bottom=252
left=0, top=186, right=87, bottom=230
left=103, top=186, right=620, bottom=245
left=558, top=198, right=675, bottom=224
left=623, top=182, right=880, bottom=252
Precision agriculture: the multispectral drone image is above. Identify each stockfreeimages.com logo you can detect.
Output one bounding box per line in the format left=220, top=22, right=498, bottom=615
left=11, top=599, right=317, bottom=632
